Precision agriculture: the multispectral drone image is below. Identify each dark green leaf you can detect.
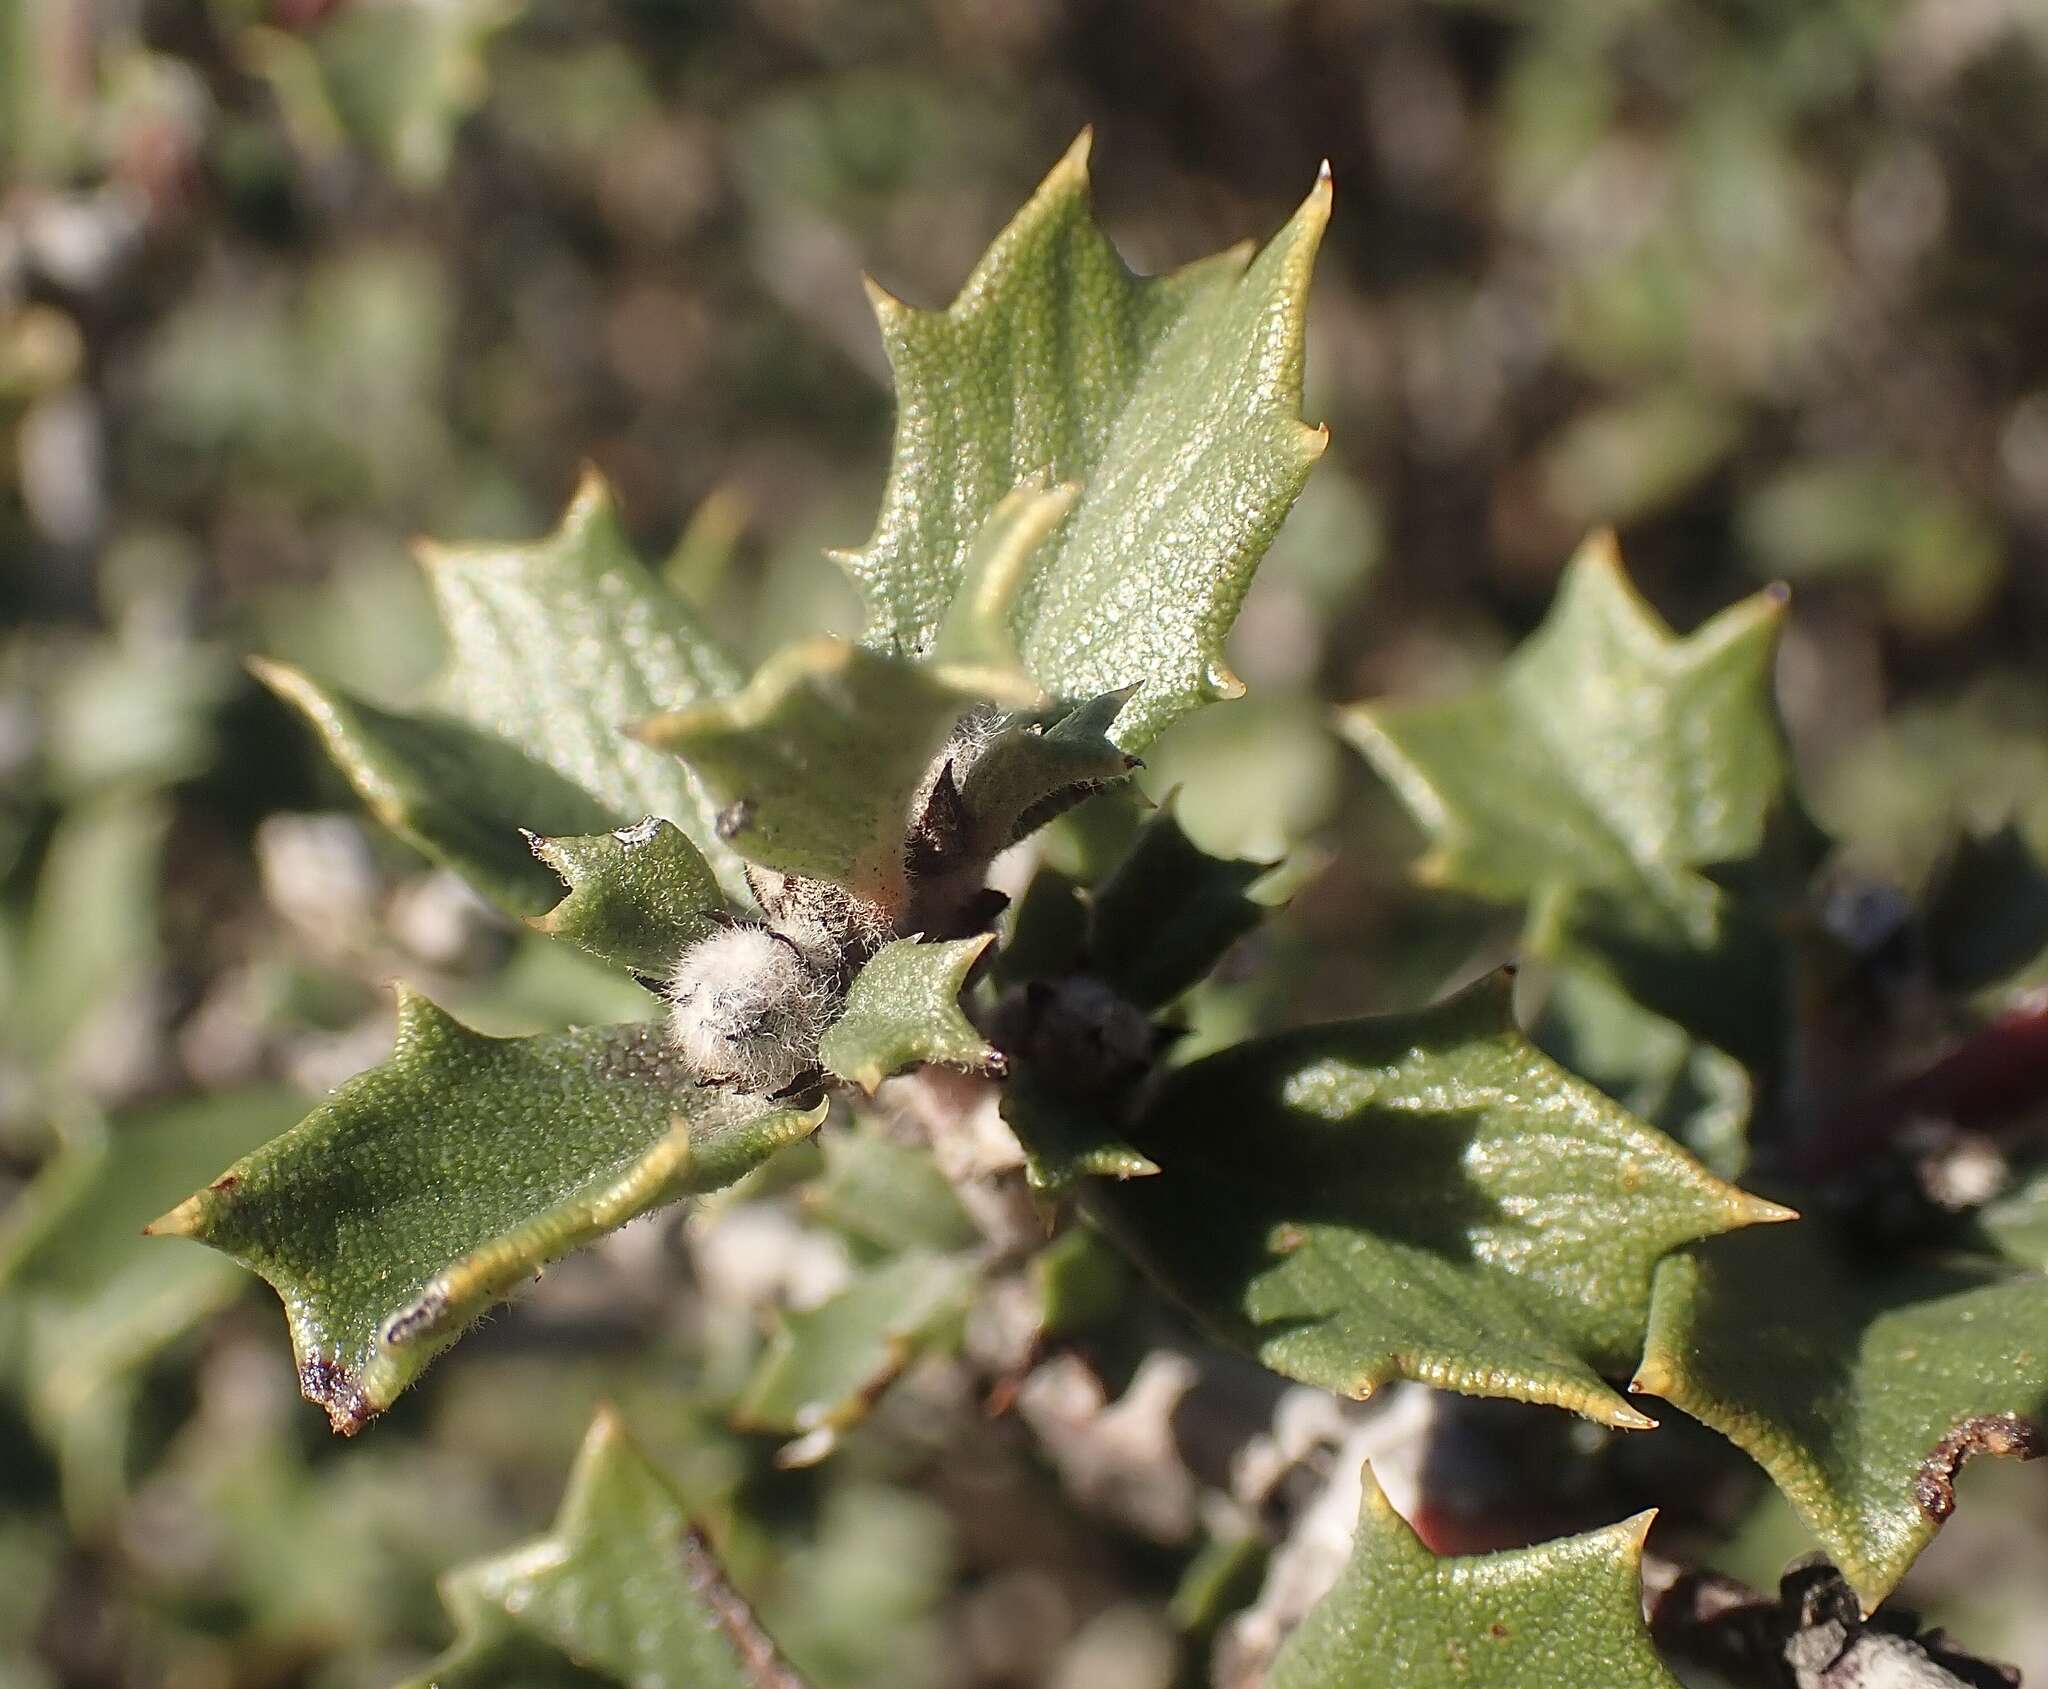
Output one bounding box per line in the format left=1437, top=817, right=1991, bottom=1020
left=1087, top=803, right=1270, bottom=1009
left=1633, top=1222, right=2048, bottom=1608
left=819, top=935, right=996, bottom=1093
left=1269, top=1469, right=1678, bottom=1689
left=1345, top=534, right=1791, bottom=1065
left=151, top=990, right=821, bottom=1431
left=1094, top=972, right=1791, bottom=1427
left=527, top=818, right=727, bottom=977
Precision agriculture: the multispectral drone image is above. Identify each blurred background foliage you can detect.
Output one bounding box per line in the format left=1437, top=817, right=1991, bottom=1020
left=2, top=0, right=2047, bottom=1684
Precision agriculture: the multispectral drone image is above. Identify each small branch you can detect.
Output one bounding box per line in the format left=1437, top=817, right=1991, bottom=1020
left=683, top=1528, right=816, bottom=1689
left=1645, top=1555, right=2020, bottom=1689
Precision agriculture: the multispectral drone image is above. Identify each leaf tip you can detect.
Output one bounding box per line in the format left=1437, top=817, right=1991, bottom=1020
left=143, top=1191, right=208, bottom=1239
left=1627, top=1352, right=1679, bottom=1402
left=1203, top=657, right=1248, bottom=702
left=860, top=272, right=912, bottom=325
left=1732, top=1191, right=1800, bottom=1227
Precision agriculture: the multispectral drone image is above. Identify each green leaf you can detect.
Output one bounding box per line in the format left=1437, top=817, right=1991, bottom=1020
left=1269, top=1468, right=1678, bottom=1689
left=840, top=132, right=1330, bottom=749
left=151, top=990, right=822, bottom=1432
left=1632, top=1222, right=2048, bottom=1609
left=1093, top=972, right=1791, bottom=1428
left=255, top=472, right=745, bottom=915
left=732, top=1252, right=979, bottom=1461
left=1343, top=534, right=1790, bottom=1062
left=807, top=1124, right=979, bottom=1256
left=1923, top=821, right=2048, bottom=995
left=1087, top=802, right=1270, bottom=1009
left=946, top=690, right=1139, bottom=862
left=1976, top=1163, right=2048, bottom=1269
left=819, top=935, right=996, bottom=1093
left=527, top=818, right=727, bottom=977
left=407, top=1407, right=799, bottom=1689
left=1001, top=1076, right=1160, bottom=1203
left=0, top=1089, right=304, bottom=1524
left=637, top=638, right=975, bottom=918
left=1530, top=965, right=1752, bottom=1180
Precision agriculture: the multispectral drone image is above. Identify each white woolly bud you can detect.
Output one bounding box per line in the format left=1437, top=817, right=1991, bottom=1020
left=666, top=925, right=836, bottom=1094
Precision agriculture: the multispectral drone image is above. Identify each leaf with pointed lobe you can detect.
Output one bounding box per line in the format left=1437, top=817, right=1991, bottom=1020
left=150, top=990, right=821, bottom=1433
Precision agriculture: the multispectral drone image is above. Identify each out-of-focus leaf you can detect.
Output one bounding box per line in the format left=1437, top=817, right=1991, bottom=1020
left=1087, top=803, right=1270, bottom=1009
left=819, top=935, right=995, bottom=1093
left=807, top=1124, right=978, bottom=1256
left=1032, top=1222, right=1132, bottom=1339
left=0, top=1089, right=303, bottom=1524
left=636, top=638, right=973, bottom=918
left=733, top=1252, right=978, bottom=1460
left=256, top=473, right=746, bottom=916
left=1633, top=1222, right=2048, bottom=1608
left=1344, top=533, right=1790, bottom=1066
left=151, top=991, right=822, bottom=1432
left=1530, top=964, right=1752, bottom=1179
left=1976, top=1164, right=2048, bottom=1269
left=1923, top=822, right=2048, bottom=995
left=408, top=1407, right=797, bottom=1689
left=527, top=818, right=727, bottom=978
left=1739, top=455, right=2003, bottom=636
left=1345, top=531, right=1786, bottom=907
left=839, top=133, right=1329, bottom=749
left=1269, top=1468, right=1677, bottom=1689
left=1095, top=972, right=1791, bottom=1428
left=246, top=0, right=519, bottom=190
left=10, top=794, right=164, bottom=1069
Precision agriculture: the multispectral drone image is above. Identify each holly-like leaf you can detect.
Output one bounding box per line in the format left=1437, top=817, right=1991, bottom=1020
left=407, top=1407, right=803, bottom=1689
left=1087, top=803, right=1271, bottom=1009
left=818, top=936, right=997, bottom=1093
left=840, top=132, right=1330, bottom=749
left=1976, top=1163, right=2048, bottom=1269
left=1092, top=972, right=1791, bottom=1428
left=1344, top=534, right=1790, bottom=1063
left=255, top=472, right=746, bottom=915
left=150, top=991, right=822, bottom=1432
left=1632, top=1222, right=2048, bottom=1609
left=1002, top=1077, right=1160, bottom=1203
left=732, top=1252, right=978, bottom=1463
left=1923, top=821, right=2048, bottom=995
left=527, top=817, right=727, bottom=978
left=806, top=1124, right=979, bottom=1257
left=1530, top=965, right=1752, bottom=1179
left=0, top=1089, right=304, bottom=1524
left=636, top=639, right=976, bottom=918
left=1269, top=1468, right=1678, bottom=1689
